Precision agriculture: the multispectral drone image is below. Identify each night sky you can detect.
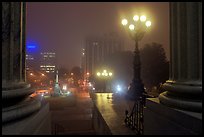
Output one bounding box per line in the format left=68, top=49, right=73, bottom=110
left=26, top=2, right=169, bottom=69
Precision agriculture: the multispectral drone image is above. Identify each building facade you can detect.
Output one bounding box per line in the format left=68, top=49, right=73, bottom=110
left=83, top=33, right=124, bottom=76
left=26, top=54, right=35, bottom=71
left=40, top=52, right=56, bottom=74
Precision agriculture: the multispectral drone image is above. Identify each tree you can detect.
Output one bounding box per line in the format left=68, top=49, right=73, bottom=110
left=58, top=67, right=69, bottom=80
left=70, top=66, right=82, bottom=86
left=140, top=42, right=169, bottom=92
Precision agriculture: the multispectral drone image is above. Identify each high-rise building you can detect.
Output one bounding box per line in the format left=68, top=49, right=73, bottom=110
left=40, top=52, right=56, bottom=74
left=82, top=32, right=124, bottom=76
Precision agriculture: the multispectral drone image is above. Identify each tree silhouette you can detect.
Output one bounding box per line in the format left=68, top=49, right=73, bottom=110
left=140, top=42, right=169, bottom=92
left=70, top=66, right=82, bottom=86
left=58, top=67, right=69, bottom=80
left=103, top=51, right=134, bottom=89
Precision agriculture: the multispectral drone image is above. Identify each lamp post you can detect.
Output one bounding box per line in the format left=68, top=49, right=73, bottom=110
left=96, top=69, right=113, bottom=92
left=121, top=14, right=151, bottom=134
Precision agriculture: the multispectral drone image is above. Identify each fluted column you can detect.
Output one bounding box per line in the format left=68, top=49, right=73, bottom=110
left=159, top=2, right=202, bottom=112
left=2, top=2, right=41, bottom=124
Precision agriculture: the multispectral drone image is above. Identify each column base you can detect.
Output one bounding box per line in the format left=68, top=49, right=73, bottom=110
left=2, top=97, right=41, bottom=123
left=2, top=101, right=51, bottom=135
left=159, top=81, right=202, bottom=112
left=2, top=82, right=41, bottom=123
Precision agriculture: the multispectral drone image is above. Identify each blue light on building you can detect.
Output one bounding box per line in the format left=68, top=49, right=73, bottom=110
left=26, top=40, right=40, bottom=53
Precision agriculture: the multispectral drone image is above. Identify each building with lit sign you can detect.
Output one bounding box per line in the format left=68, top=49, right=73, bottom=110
left=40, top=52, right=56, bottom=73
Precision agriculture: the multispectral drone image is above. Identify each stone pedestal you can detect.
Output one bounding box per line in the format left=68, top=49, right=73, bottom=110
left=144, top=98, right=202, bottom=135
left=2, top=97, right=51, bottom=135
left=2, top=2, right=51, bottom=134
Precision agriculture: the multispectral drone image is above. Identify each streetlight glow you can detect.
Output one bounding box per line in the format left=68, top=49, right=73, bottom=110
left=97, top=72, right=101, bottom=76
left=140, top=15, right=146, bottom=22
left=122, top=19, right=128, bottom=26
left=133, top=15, right=139, bottom=21
left=129, top=24, right=135, bottom=31
left=109, top=72, right=112, bottom=76
left=145, top=21, right=151, bottom=27
left=97, top=70, right=113, bottom=78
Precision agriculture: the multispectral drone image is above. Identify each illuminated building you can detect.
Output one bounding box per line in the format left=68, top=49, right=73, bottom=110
left=40, top=52, right=56, bottom=73
left=26, top=54, right=34, bottom=71
left=26, top=40, right=39, bottom=71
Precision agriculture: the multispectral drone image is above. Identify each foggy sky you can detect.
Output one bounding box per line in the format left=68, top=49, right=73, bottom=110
left=26, top=2, right=169, bottom=69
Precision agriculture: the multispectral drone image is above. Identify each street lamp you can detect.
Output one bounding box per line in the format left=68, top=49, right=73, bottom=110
left=96, top=69, right=113, bottom=92
left=121, top=14, right=151, bottom=100
left=121, top=14, right=152, bottom=135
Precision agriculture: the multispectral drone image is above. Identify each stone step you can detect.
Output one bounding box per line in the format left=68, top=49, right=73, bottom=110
left=52, top=120, right=94, bottom=135
left=51, top=114, right=92, bottom=121
left=58, top=130, right=95, bottom=135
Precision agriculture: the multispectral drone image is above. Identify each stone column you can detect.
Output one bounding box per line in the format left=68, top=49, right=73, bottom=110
left=2, top=2, right=41, bottom=124
left=159, top=2, right=202, bottom=112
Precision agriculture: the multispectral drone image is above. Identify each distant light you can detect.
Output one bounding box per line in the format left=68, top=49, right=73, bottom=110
left=41, top=73, right=45, bottom=76
left=121, top=19, right=128, bottom=26
left=103, top=70, right=107, bottom=73
left=116, top=85, right=122, bottom=92
left=104, top=73, right=108, bottom=76
left=140, top=15, right=146, bottom=22
left=97, top=72, right=101, bottom=76
left=87, top=72, right=90, bottom=75
left=89, top=83, right=92, bottom=87
left=145, top=21, right=151, bottom=27
left=63, top=84, right=67, bottom=90
left=133, top=15, right=139, bottom=21
left=129, top=24, right=135, bottom=31
left=27, top=45, right=36, bottom=49
left=109, top=72, right=113, bottom=76
left=26, top=40, right=39, bottom=53
left=92, top=87, right=95, bottom=90
left=30, top=73, right=33, bottom=76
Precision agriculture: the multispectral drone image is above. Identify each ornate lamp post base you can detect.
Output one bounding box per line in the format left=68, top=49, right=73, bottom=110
left=126, top=80, right=145, bottom=101
left=125, top=80, right=146, bottom=135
